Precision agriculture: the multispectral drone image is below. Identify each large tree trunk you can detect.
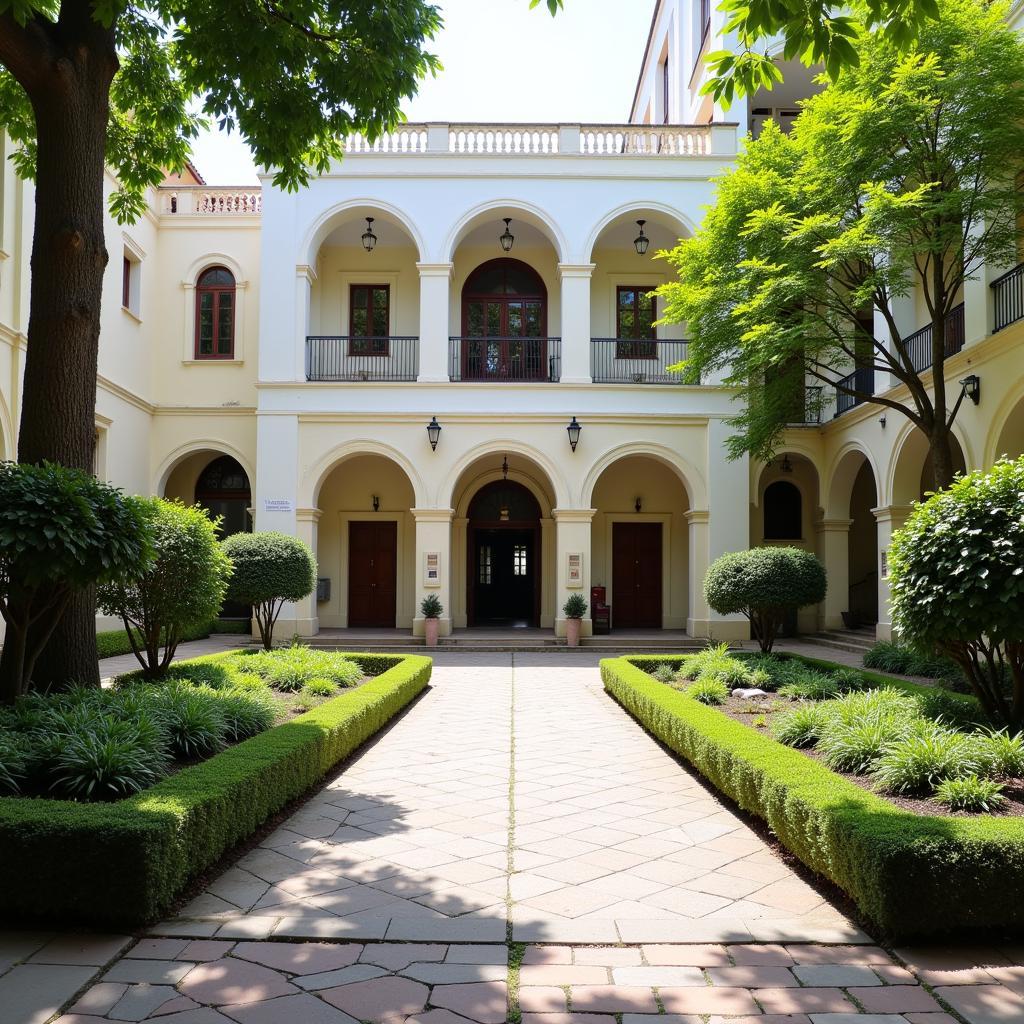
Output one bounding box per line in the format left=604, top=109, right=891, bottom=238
left=0, top=7, right=118, bottom=693
left=928, top=427, right=956, bottom=493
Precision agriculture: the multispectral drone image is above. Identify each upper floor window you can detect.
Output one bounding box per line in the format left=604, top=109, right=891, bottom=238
left=661, top=57, right=670, bottom=124
left=349, top=284, right=390, bottom=355
left=122, top=246, right=141, bottom=317
left=616, top=286, right=657, bottom=358
left=700, top=0, right=711, bottom=44
left=195, top=266, right=235, bottom=359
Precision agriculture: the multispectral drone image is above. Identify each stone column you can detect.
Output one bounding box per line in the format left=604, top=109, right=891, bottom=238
left=553, top=509, right=595, bottom=637
left=686, top=509, right=711, bottom=636
left=417, top=263, right=452, bottom=383
left=817, top=518, right=853, bottom=630
left=873, top=504, right=914, bottom=641
left=412, top=508, right=454, bottom=636
left=293, top=264, right=315, bottom=381
left=291, top=507, right=322, bottom=637
left=558, top=264, right=596, bottom=384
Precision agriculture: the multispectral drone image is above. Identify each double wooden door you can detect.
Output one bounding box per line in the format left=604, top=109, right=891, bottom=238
left=348, top=521, right=397, bottom=628
left=612, top=522, right=663, bottom=629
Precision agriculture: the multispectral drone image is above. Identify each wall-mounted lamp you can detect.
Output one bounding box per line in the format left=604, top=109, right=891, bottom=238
left=780, top=454, right=794, bottom=473
left=567, top=416, right=582, bottom=452
left=501, top=454, right=509, bottom=480
left=633, top=219, right=649, bottom=255
left=635, top=496, right=643, bottom=513
left=361, top=216, right=377, bottom=252
left=960, top=374, right=981, bottom=405
left=879, top=413, right=887, bottom=429
left=426, top=416, right=441, bottom=451
left=499, top=218, right=514, bottom=252
left=372, top=495, right=380, bottom=512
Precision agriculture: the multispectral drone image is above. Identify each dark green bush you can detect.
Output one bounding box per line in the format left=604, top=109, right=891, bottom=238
left=704, top=546, right=827, bottom=652
left=863, top=640, right=961, bottom=681
left=420, top=593, right=443, bottom=618
left=97, top=621, right=213, bottom=661
left=602, top=654, right=1024, bottom=939
left=563, top=593, right=588, bottom=619
left=0, top=651, right=431, bottom=925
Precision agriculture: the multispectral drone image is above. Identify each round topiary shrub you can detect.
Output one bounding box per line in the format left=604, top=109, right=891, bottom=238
left=704, top=546, right=827, bottom=652
left=889, top=457, right=1024, bottom=730
left=221, top=532, right=317, bottom=649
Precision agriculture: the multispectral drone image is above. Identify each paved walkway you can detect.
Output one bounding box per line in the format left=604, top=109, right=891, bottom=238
left=3, top=652, right=1023, bottom=1023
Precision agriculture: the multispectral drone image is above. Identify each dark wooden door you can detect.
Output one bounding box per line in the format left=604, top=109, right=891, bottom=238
left=471, top=528, right=537, bottom=626
left=612, top=522, right=663, bottom=628
left=348, top=521, right=397, bottom=628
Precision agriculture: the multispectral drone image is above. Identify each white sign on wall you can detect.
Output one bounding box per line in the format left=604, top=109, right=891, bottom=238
left=263, top=499, right=294, bottom=513
left=566, top=552, right=584, bottom=588
left=423, top=551, right=441, bottom=587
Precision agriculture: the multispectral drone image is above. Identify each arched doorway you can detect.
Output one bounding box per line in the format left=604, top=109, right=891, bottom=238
left=460, top=258, right=548, bottom=381
left=468, top=480, right=541, bottom=627
left=194, top=455, right=252, bottom=536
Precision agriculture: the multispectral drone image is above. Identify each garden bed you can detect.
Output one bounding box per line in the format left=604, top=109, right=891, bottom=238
left=602, top=652, right=1024, bottom=940
left=0, top=649, right=431, bottom=926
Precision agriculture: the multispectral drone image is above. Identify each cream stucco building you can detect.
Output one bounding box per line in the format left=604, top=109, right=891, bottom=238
left=1, top=0, right=1023, bottom=644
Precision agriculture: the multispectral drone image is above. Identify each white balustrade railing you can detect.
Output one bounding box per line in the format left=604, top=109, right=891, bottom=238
left=343, top=126, right=429, bottom=153
left=164, top=189, right=263, bottom=215
left=580, top=125, right=710, bottom=155
left=449, top=125, right=560, bottom=154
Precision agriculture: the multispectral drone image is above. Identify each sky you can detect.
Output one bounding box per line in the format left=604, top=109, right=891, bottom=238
left=189, top=0, right=658, bottom=185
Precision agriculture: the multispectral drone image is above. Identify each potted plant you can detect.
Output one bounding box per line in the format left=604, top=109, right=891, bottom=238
left=421, top=593, right=443, bottom=648
left=563, top=593, right=588, bottom=648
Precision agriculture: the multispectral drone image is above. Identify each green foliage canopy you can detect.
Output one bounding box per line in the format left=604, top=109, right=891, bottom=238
left=658, top=0, right=1024, bottom=481
left=889, top=457, right=1024, bottom=729
left=705, top=546, right=827, bottom=652
left=221, top=531, right=316, bottom=650
left=0, top=461, right=152, bottom=698
left=98, top=499, right=232, bottom=678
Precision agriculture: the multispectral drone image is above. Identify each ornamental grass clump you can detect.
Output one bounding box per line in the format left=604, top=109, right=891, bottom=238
left=772, top=703, right=833, bottom=747
left=651, top=663, right=677, bottom=683
left=688, top=677, right=730, bottom=705
left=304, top=678, right=336, bottom=697
left=818, top=717, right=910, bottom=774
left=870, top=721, right=985, bottom=795
left=932, top=775, right=1008, bottom=813
left=976, top=730, right=1024, bottom=780
left=147, top=686, right=227, bottom=759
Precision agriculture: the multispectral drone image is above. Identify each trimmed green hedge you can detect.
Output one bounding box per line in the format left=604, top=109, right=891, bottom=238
left=602, top=655, right=1024, bottom=939
left=0, top=651, right=431, bottom=926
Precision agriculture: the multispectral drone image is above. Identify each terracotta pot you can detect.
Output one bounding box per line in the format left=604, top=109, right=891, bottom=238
left=565, top=617, right=581, bottom=648
left=424, top=617, right=439, bottom=648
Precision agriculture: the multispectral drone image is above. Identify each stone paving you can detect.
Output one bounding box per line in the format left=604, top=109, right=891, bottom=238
left=4, top=651, right=1024, bottom=1023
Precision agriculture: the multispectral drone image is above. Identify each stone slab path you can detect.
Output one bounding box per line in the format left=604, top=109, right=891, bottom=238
left=4, top=652, right=1024, bottom=1023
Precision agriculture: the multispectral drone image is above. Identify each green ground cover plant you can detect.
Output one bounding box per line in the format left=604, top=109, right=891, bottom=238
left=0, top=649, right=431, bottom=925
left=603, top=652, right=1024, bottom=938
left=863, top=640, right=961, bottom=682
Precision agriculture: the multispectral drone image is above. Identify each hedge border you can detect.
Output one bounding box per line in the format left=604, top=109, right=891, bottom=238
left=0, top=650, right=431, bottom=926
left=602, top=654, right=1024, bottom=940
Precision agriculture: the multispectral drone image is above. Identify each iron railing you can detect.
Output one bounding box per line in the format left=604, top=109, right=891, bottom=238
left=834, top=367, right=875, bottom=417
left=992, top=262, right=1024, bottom=332
left=305, top=337, right=419, bottom=381
left=590, top=338, right=689, bottom=384
left=797, top=385, right=823, bottom=424
left=901, top=303, right=965, bottom=373
left=448, top=337, right=561, bottom=382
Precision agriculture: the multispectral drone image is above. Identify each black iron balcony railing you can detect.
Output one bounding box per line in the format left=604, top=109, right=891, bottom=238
left=305, top=336, right=419, bottom=381
left=992, top=262, right=1024, bottom=332
left=799, top=385, right=823, bottom=424
left=901, top=303, right=965, bottom=373
left=448, top=337, right=561, bottom=382
left=834, top=367, right=875, bottom=417
left=590, top=338, right=689, bottom=384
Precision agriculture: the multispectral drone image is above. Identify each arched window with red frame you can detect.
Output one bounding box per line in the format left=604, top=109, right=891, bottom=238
left=195, top=266, right=236, bottom=359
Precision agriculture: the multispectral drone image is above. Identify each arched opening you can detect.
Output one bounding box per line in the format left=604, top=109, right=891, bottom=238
left=993, top=395, right=1024, bottom=461
left=590, top=455, right=690, bottom=631
left=459, top=258, right=549, bottom=381
left=892, top=428, right=967, bottom=504
left=848, top=460, right=879, bottom=625
left=763, top=480, right=802, bottom=540
left=467, top=480, right=541, bottom=627
left=314, top=454, right=416, bottom=630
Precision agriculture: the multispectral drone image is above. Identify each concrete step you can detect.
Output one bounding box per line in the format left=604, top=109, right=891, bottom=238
left=806, top=630, right=876, bottom=656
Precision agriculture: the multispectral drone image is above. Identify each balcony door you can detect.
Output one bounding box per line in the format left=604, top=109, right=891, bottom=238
left=461, top=258, right=547, bottom=381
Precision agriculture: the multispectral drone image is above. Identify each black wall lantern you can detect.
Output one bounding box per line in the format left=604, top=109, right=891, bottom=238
left=960, top=374, right=981, bottom=405
left=635, top=496, right=642, bottom=513
left=781, top=454, right=794, bottom=473
left=361, top=216, right=377, bottom=252
left=499, top=218, right=515, bottom=252
left=633, top=219, right=649, bottom=255
left=567, top=416, right=582, bottom=452
left=372, top=495, right=380, bottom=512
left=427, top=416, right=441, bottom=451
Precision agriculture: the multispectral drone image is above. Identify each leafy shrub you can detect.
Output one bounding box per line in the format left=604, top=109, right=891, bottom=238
left=818, top=717, right=909, bottom=774
left=263, top=663, right=307, bottom=693
left=420, top=593, right=443, bottom=618
left=563, top=593, right=588, bottom=619
left=933, top=776, right=1007, bottom=813
left=871, top=722, right=985, bottom=795
left=304, top=678, right=336, bottom=697
left=704, top=546, right=827, bottom=652
left=678, top=643, right=747, bottom=683
left=889, top=458, right=1024, bottom=729
left=651, top=663, right=676, bottom=683
left=778, top=672, right=840, bottom=701
left=0, top=735, right=28, bottom=794
left=221, top=532, right=317, bottom=650
left=98, top=499, right=232, bottom=679
left=772, top=703, right=832, bottom=747
left=688, top=677, right=730, bottom=705
left=914, top=687, right=983, bottom=730
left=976, top=730, right=1024, bottom=780
left=829, top=667, right=869, bottom=693
left=217, top=690, right=276, bottom=740
left=144, top=687, right=227, bottom=760
left=96, top=621, right=213, bottom=660
left=864, top=640, right=961, bottom=681
left=827, top=688, right=918, bottom=726
left=227, top=648, right=361, bottom=689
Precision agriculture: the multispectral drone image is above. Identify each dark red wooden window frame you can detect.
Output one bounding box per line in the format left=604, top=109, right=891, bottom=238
left=616, top=285, right=657, bottom=359
left=348, top=284, right=391, bottom=356
left=194, top=266, right=236, bottom=360
left=662, top=56, right=670, bottom=124
left=122, top=256, right=132, bottom=309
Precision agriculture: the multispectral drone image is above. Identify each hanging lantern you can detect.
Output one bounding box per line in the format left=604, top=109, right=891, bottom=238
left=499, top=218, right=514, bottom=252
left=361, top=216, right=377, bottom=252
left=633, top=219, right=649, bottom=255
